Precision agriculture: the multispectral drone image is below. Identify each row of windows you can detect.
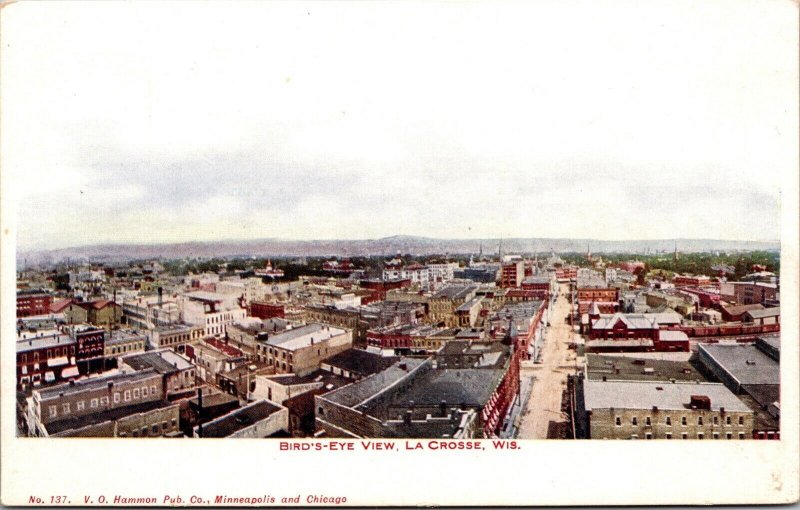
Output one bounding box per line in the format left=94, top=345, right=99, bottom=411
left=633, top=432, right=746, bottom=439
left=20, top=347, right=76, bottom=363
left=47, top=385, right=159, bottom=418
left=109, top=343, right=142, bottom=355
left=119, top=419, right=177, bottom=437
left=615, top=415, right=745, bottom=427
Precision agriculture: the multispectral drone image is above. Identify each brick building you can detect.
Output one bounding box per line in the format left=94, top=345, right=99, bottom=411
left=17, top=290, right=53, bottom=318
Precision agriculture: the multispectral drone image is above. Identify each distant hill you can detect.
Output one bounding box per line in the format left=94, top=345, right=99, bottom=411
left=18, top=236, right=780, bottom=268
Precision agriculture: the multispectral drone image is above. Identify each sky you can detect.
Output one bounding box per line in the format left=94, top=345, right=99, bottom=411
left=2, top=1, right=797, bottom=252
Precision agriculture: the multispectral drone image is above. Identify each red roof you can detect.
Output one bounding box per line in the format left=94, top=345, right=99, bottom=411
left=50, top=298, right=75, bottom=313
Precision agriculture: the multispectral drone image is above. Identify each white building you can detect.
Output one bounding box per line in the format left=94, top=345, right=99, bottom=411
left=179, top=291, right=247, bottom=337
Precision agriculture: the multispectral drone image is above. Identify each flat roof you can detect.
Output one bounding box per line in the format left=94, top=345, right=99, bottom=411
left=324, top=358, right=427, bottom=407
left=264, top=323, right=348, bottom=350
left=583, top=380, right=751, bottom=412
left=200, top=400, right=284, bottom=437
left=586, top=354, right=706, bottom=382
left=46, top=399, right=176, bottom=436
left=37, top=369, right=160, bottom=400
left=16, top=334, right=75, bottom=353
left=122, top=350, right=193, bottom=373
left=698, top=343, right=779, bottom=386
left=432, top=285, right=477, bottom=300
left=321, top=349, right=399, bottom=376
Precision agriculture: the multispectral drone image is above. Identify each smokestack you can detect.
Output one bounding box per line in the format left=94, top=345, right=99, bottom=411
left=158, top=287, right=163, bottom=308
left=439, top=400, right=447, bottom=417
left=404, top=410, right=412, bottom=424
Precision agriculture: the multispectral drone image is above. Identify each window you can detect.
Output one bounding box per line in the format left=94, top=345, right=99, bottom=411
left=113, top=392, right=120, bottom=403
left=697, top=416, right=703, bottom=426
left=76, top=401, right=85, bottom=411
left=726, top=416, right=732, bottom=426
left=132, top=430, right=139, bottom=437
left=171, top=419, right=177, bottom=427
left=142, top=426, right=148, bottom=436
left=162, top=421, right=168, bottom=431
left=124, top=390, right=131, bottom=402
left=631, top=417, right=638, bottom=426
left=62, top=403, right=70, bottom=414
left=645, top=433, right=652, bottom=440
left=90, top=398, right=98, bottom=408
left=665, top=433, right=672, bottom=440
left=726, top=432, right=733, bottom=440
left=645, top=417, right=651, bottom=426
left=100, top=396, right=109, bottom=405
left=713, top=416, right=719, bottom=425
left=48, top=405, right=57, bottom=418
left=739, top=433, right=745, bottom=440
left=665, top=416, right=672, bottom=426
left=738, top=416, right=744, bottom=425
left=681, top=433, right=688, bottom=439
left=151, top=425, right=159, bottom=434
left=697, top=433, right=704, bottom=440
left=713, top=432, right=719, bottom=439
left=151, top=385, right=157, bottom=396
left=681, top=416, right=687, bottom=426
left=133, top=389, right=140, bottom=399
left=318, top=406, right=324, bottom=416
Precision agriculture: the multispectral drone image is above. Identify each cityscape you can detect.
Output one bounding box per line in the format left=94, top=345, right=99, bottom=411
left=16, top=242, right=780, bottom=440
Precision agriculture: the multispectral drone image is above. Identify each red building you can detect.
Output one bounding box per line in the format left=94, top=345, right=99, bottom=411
left=672, top=274, right=712, bottom=287
left=17, top=290, right=53, bottom=318
left=359, top=278, right=411, bottom=301
left=501, top=262, right=524, bottom=288
left=249, top=301, right=285, bottom=320
left=69, top=325, right=106, bottom=374
left=555, top=266, right=578, bottom=282
left=576, top=287, right=619, bottom=315
left=676, top=287, right=720, bottom=308
left=521, top=276, right=553, bottom=301
left=16, top=333, right=79, bottom=390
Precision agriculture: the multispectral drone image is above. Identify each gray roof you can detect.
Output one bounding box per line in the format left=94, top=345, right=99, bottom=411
left=321, top=349, right=399, bottom=377
left=324, top=358, right=427, bottom=407
left=583, top=380, right=751, bottom=412
left=698, top=343, right=779, bottom=386
left=585, top=354, right=707, bottom=382
left=200, top=400, right=284, bottom=437
left=122, top=350, right=193, bottom=374
left=264, top=323, right=347, bottom=350
left=455, top=296, right=483, bottom=312
left=432, top=285, right=477, bottom=300
left=376, top=368, right=503, bottom=413
left=744, top=307, right=780, bottom=319
left=16, top=334, right=76, bottom=353
left=36, top=369, right=160, bottom=400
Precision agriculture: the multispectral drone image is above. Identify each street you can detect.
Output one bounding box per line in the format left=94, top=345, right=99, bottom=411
left=516, top=283, right=578, bottom=439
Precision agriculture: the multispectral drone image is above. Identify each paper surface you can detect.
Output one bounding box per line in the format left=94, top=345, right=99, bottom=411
left=1, top=1, right=798, bottom=506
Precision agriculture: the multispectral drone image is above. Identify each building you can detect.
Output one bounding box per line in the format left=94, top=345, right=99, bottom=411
left=365, top=324, right=442, bottom=352
left=500, top=262, right=524, bottom=288
left=149, top=324, right=205, bottom=353
left=64, top=300, right=122, bottom=326
left=672, top=274, right=713, bottom=287
left=121, top=349, right=197, bottom=396
left=428, top=284, right=478, bottom=327
left=104, top=329, right=147, bottom=360
left=249, top=301, right=287, bottom=320
left=226, top=317, right=291, bottom=358
left=27, top=369, right=179, bottom=438
left=577, top=379, right=754, bottom=440
left=720, top=303, right=765, bottom=322
left=180, top=291, right=247, bottom=337
left=16, top=333, right=79, bottom=390
left=697, top=340, right=780, bottom=439
left=67, top=324, right=106, bottom=374
left=315, top=358, right=479, bottom=438
left=320, top=349, right=399, bottom=380
left=187, top=339, right=246, bottom=385
left=193, top=400, right=288, bottom=438
left=217, top=362, right=274, bottom=400
left=17, top=289, right=53, bottom=318
left=521, top=275, right=556, bottom=301
left=743, top=307, right=780, bottom=326
left=382, top=264, right=432, bottom=290
left=256, top=323, right=352, bottom=377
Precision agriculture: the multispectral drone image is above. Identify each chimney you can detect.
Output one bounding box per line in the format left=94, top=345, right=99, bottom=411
left=403, top=410, right=412, bottom=424
left=439, top=400, right=447, bottom=417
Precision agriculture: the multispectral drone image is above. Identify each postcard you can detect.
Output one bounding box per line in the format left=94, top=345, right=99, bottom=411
left=1, top=0, right=798, bottom=506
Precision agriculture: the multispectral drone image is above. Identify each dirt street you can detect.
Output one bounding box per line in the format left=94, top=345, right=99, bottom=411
left=517, top=283, right=578, bottom=439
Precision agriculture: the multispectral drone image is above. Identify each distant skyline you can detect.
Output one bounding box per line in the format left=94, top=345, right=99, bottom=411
left=3, top=2, right=796, bottom=251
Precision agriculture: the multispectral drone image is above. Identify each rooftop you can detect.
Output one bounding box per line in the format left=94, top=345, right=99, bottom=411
left=324, top=358, right=428, bottom=408
left=199, top=400, right=284, bottom=437
left=432, top=285, right=478, bottom=301
left=585, top=354, right=707, bottom=382
left=122, top=350, right=194, bottom=374
left=321, top=349, right=399, bottom=377
left=745, top=307, right=780, bottom=319
left=16, top=333, right=76, bottom=353
left=264, top=323, right=348, bottom=350
left=698, top=343, right=780, bottom=386
left=46, top=399, right=176, bottom=436
left=583, top=379, right=751, bottom=412
left=36, top=369, right=160, bottom=400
